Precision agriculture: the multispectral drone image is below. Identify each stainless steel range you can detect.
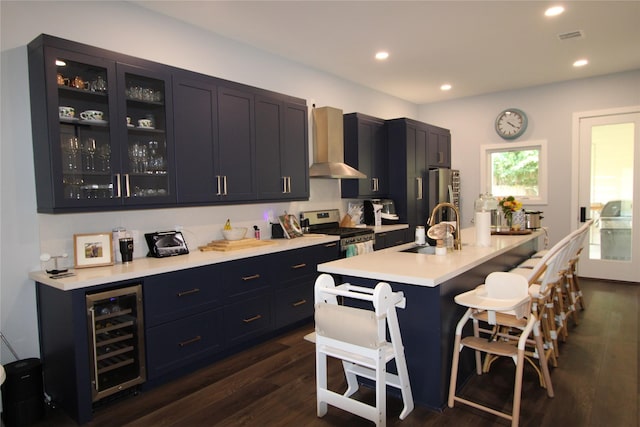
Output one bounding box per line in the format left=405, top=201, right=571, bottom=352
left=300, top=209, right=375, bottom=256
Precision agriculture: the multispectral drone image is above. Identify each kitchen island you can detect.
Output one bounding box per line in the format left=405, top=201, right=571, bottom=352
left=317, top=227, right=542, bottom=411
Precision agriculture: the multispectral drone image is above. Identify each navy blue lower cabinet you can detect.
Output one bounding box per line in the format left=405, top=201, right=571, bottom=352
left=224, top=291, right=273, bottom=347
left=145, top=307, right=225, bottom=379
left=143, top=264, right=225, bottom=327
left=274, top=282, right=314, bottom=328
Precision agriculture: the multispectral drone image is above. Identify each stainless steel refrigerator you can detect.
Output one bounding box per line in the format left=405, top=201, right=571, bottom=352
left=427, top=168, right=460, bottom=223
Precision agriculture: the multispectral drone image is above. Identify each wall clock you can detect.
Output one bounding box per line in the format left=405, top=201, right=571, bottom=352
left=495, top=108, right=527, bottom=140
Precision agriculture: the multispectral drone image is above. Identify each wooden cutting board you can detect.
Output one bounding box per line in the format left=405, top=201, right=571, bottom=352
left=198, top=238, right=277, bottom=251
left=491, top=229, right=532, bottom=235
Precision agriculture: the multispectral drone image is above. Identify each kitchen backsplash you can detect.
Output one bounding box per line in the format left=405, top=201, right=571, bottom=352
left=36, top=179, right=349, bottom=268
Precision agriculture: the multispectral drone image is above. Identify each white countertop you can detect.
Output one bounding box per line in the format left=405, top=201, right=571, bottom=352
left=318, top=227, right=542, bottom=287
left=30, top=235, right=339, bottom=292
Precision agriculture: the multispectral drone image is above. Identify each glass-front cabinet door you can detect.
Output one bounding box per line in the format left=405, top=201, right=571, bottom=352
left=116, top=64, right=174, bottom=206
left=38, top=46, right=175, bottom=211
left=50, top=48, right=121, bottom=208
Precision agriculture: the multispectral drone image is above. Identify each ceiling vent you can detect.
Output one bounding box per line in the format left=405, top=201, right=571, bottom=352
left=558, top=30, right=585, bottom=41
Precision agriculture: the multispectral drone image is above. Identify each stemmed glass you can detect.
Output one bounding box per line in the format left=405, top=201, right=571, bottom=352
left=84, top=138, right=96, bottom=171
left=64, top=137, right=80, bottom=171
left=99, top=145, right=111, bottom=172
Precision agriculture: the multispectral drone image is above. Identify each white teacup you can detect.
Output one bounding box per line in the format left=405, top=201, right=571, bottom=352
left=138, top=118, right=153, bottom=128
left=80, top=110, right=104, bottom=121
left=59, top=106, right=75, bottom=118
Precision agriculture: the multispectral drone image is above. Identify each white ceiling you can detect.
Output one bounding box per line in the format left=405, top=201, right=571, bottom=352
left=133, top=1, right=640, bottom=104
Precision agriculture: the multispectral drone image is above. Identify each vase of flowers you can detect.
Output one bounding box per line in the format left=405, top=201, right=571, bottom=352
left=498, top=196, right=522, bottom=230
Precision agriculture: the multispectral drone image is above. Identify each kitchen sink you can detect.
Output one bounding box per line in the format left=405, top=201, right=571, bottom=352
left=401, top=245, right=436, bottom=255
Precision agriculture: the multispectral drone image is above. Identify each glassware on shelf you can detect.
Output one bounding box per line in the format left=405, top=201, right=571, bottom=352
left=63, top=136, right=81, bottom=171
left=83, top=138, right=97, bottom=171
left=98, top=145, right=111, bottom=172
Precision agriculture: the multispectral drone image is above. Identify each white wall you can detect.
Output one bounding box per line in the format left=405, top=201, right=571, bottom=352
left=419, top=70, right=640, bottom=245
left=0, top=1, right=416, bottom=363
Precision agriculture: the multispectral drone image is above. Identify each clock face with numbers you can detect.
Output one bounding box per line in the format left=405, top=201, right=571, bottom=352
left=495, top=108, right=527, bottom=140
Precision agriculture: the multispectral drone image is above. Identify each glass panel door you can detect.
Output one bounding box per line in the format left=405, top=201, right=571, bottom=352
left=52, top=50, right=120, bottom=207
left=118, top=65, right=174, bottom=205
left=577, top=110, right=640, bottom=281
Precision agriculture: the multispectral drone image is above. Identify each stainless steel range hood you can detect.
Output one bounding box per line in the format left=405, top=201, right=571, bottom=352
left=309, top=106, right=366, bottom=179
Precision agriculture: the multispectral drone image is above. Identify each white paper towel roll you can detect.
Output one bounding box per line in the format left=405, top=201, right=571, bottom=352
left=475, top=211, right=492, bottom=247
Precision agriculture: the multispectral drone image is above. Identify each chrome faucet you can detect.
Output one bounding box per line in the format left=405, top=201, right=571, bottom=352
left=427, top=202, right=462, bottom=250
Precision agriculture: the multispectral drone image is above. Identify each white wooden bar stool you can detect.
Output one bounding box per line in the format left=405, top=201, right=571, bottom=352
left=448, top=272, right=554, bottom=427
left=312, top=273, right=414, bottom=427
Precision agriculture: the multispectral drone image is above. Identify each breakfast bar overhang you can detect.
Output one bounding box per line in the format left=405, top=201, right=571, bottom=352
left=316, top=227, right=542, bottom=411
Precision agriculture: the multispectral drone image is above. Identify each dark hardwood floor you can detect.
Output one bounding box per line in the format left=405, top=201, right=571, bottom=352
left=32, top=278, right=638, bottom=427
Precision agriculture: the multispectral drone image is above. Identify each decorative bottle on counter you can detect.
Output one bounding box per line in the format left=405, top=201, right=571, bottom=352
left=415, top=226, right=426, bottom=245
left=444, top=227, right=454, bottom=252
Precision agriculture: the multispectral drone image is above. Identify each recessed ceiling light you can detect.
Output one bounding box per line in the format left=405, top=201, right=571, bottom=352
left=573, top=59, right=588, bottom=67
left=375, top=51, right=389, bottom=60
left=55, top=59, right=66, bottom=66
left=545, top=6, right=565, bottom=17
left=440, top=84, right=452, bottom=91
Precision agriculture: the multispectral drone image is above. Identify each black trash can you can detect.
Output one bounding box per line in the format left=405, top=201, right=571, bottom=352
left=1, top=358, right=45, bottom=427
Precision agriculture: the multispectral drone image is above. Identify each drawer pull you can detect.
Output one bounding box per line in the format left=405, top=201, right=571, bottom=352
left=291, top=263, right=307, bottom=269
left=242, top=274, right=261, bottom=281
left=243, top=314, right=262, bottom=323
left=176, top=288, right=200, bottom=297
left=292, top=299, right=307, bottom=307
left=178, top=335, right=201, bottom=347
left=324, top=243, right=338, bottom=248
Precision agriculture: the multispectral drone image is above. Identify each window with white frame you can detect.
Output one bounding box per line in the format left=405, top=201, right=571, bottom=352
left=480, top=140, right=548, bottom=204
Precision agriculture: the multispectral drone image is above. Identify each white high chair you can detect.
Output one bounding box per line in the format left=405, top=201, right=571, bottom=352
left=312, top=273, right=414, bottom=427
left=448, top=272, right=554, bottom=427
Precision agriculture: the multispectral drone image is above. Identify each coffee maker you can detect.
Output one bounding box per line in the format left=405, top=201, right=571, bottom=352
left=363, top=199, right=399, bottom=225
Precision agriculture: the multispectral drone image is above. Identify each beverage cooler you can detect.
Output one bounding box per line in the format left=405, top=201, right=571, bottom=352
left=86, top=285, right=146, bottom=402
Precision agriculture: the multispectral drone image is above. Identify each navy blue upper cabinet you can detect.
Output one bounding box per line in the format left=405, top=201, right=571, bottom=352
left=341, top=113, right=388, bottom=198
left=217, top=86, right=257, bottom=201
left=173, top=73, right=219, bottom=203
left=174, top=75, right=259, bottom=203
left=255, top=96, right=309, bottom=200
left=28, top=34, right=309, bottom=212
left=28, top=35, right=177, bottom=213
left=427, top=124, right=451, bottom=168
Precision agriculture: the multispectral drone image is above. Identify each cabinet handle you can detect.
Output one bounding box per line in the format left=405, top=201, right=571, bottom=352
left=282, top=177, right=287, bottom=193
left=216, top=175, right=222, bottom=196
left=178, top=335, right=202, bottom=347
left=287, top=177, right=292, bottom=193
left=292, top=299, right=307, bottom=307
left=88, top=307, right=100, bottom=391
left=176, top=288, right=200, bottom=297
left=324, top=243, right=338, bottom=248
left=291, top=263, right=307, bottom=269
left=124, top=174, right=131, bottom=198
left=378, top=232, right=388, bottom=237
left=243, top=314, right=262, bottom=323
left=416, top=177, right=423, bottom=200
left=115, top=174, right=122, bottom=198
left=241, top=274, right=261, bottom=281
left=223, top=175, right=228, bottom=195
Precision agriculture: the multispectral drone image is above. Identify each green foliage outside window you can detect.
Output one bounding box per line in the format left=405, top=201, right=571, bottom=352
left=491, top=149, right=539, bottom=197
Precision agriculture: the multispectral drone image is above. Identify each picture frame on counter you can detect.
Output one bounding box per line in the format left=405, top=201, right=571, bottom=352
left=73, top=233, right=114, bottom=268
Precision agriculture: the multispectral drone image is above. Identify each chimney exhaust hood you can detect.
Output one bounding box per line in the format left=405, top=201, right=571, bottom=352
left=309, top=106, right=366, bottom=179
